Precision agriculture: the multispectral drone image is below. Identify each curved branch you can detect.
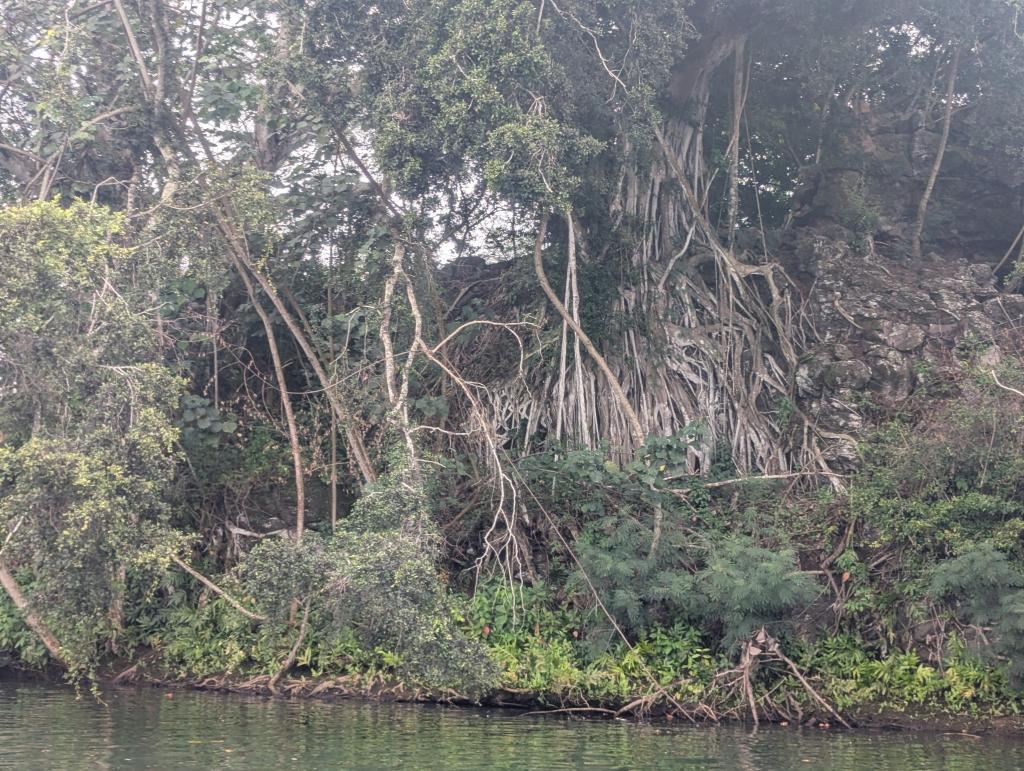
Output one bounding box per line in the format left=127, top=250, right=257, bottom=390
left=269, top=600, right=310, bottom=692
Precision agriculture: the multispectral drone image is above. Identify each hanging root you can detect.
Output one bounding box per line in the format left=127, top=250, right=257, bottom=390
left=430, top=29, right=844, bottom=488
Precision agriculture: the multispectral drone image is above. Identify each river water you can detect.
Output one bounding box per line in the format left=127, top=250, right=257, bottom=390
left=0, top=679, right=1021, bottom=770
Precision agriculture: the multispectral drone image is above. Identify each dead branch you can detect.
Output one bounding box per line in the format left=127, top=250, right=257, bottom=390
left=991, top=369, right=1024, bottom=399
left=758, top=627, right=850, bottom=728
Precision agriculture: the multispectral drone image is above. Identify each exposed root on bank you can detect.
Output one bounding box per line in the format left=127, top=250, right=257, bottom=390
left=711, top=628, right=850, bottom=728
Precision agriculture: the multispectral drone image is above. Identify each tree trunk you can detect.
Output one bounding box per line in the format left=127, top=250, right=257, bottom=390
left=232, top=255, right=306, bottom=540
left=0, top=559, right=67, bottom=667
left=911, top=46, right=961, bottom=261
left=224, top=228, right=378, bottom=487
left=112, top=0, right=377, bottom=489
left=327, top=245, right=339, bottom=532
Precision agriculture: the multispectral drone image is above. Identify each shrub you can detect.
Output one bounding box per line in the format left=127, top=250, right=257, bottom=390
left=929, top=545, right=1024, bottom=685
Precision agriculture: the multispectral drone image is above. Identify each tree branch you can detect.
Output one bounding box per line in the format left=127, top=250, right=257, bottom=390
left=170, top=555, right=265, bottom=622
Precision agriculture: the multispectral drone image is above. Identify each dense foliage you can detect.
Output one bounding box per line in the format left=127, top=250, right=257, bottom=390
left=2, top=0, right=1024, bottom=721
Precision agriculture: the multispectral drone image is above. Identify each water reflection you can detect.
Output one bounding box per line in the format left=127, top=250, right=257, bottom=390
left=0, top=679, right=1019, bottom=770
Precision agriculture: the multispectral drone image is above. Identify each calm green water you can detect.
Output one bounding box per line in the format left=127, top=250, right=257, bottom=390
left=0, top=679, right=1021, bottom=770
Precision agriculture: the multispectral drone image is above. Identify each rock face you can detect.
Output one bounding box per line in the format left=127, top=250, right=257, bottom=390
left=788, top=238, right=1017, bottom=468
left=781, top=113, right=1024, bottom=469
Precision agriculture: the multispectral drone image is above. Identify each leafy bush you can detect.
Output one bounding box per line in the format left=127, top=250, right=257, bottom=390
left=0, top=202, right=184, bottom=679
left=695, top=539, right=817, bottom=646
left=160, top=598, right=262, bottom=678
left=929, top=546, right=1024, bottom=685
left=233, top=461, right=498, bottom=694
left=803, top=635, right=1020, bottom=714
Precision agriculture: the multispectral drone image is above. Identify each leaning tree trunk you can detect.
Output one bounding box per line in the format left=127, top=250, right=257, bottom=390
left=233, top=257, right=306, bottom=540
left=0, top=559, right=67, bottom=667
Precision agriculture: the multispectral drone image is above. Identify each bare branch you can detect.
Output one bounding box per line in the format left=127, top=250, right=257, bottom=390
left=170, top=555, right=265, bottom=623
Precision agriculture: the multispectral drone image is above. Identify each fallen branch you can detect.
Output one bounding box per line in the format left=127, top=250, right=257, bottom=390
left=521, top=707, right=618, bottom=717
left=667, top=470, right=847, bottom=487
left=112, top=663, right=140, bottom=684
left=759, top=628, right=850, bottom=728
left=236, top=674, right=271, bottom=690
left=615, top=692, right=661, bottom=717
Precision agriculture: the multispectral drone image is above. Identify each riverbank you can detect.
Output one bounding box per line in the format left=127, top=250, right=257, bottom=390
left=146, top=675, right=1024, bottom=736
left=5, top=584, right=1024, bottom=734
left=7, top=678, right=1024, bottom=771
left=5, top=569, right=1024, bottom=734
left=5, top=656, right=1023, bottom=737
